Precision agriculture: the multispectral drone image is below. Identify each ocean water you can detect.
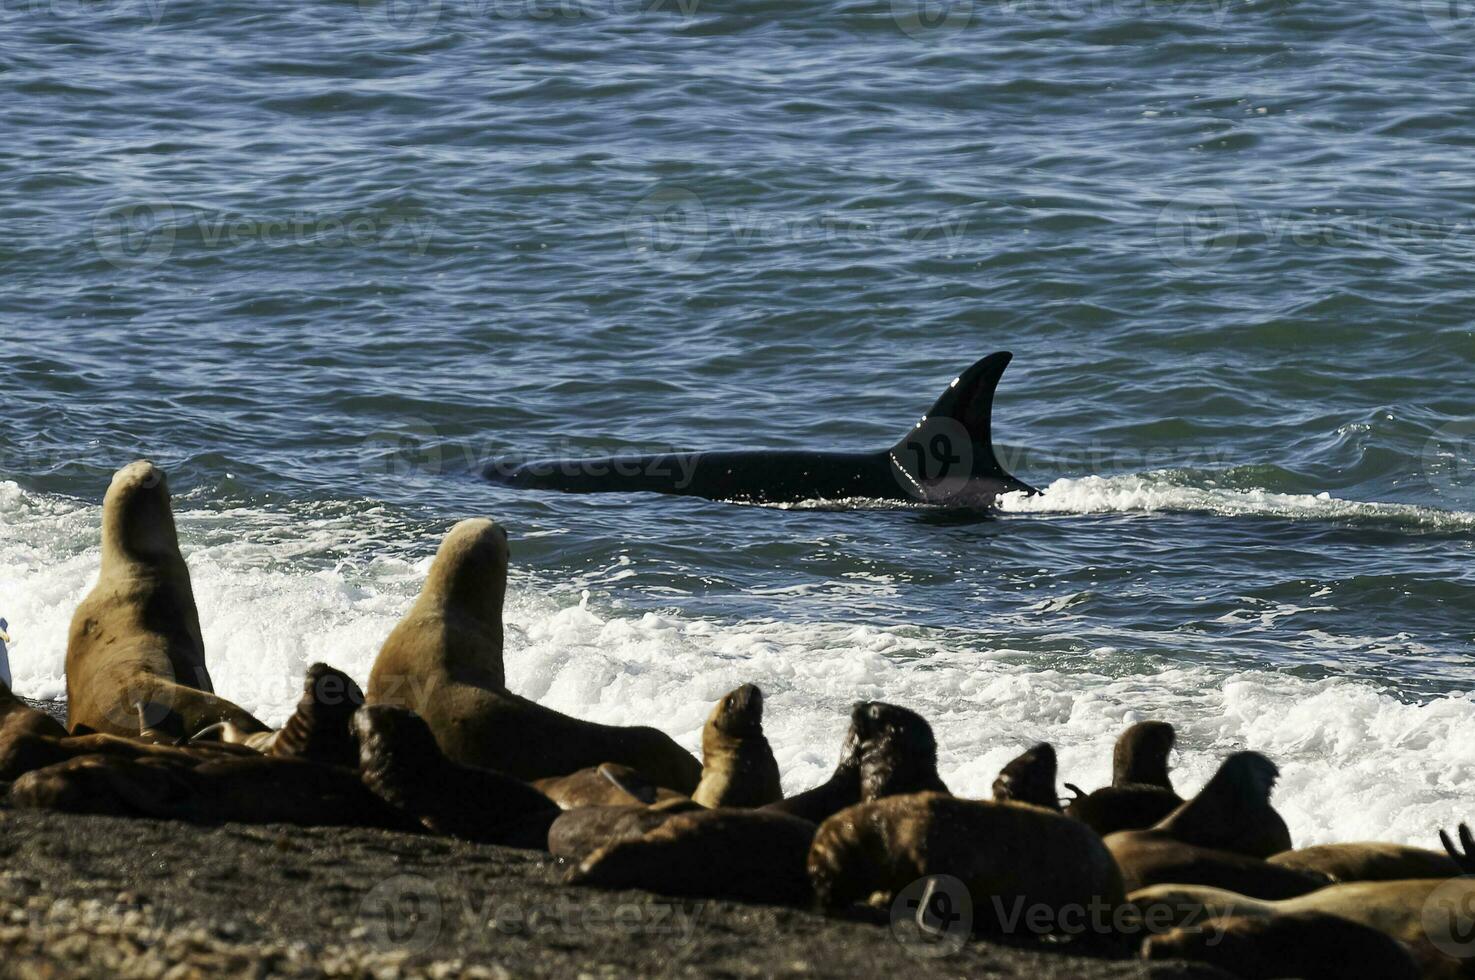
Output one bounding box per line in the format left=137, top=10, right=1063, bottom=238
left=1, top=0, right=1473, bottom=847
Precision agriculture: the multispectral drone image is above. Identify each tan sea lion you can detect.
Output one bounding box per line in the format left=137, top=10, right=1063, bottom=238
left=1065, top=721, right=1182, bottom=835
left=10, top=751, right=417, bottom=830
left=366, top=519, right=701, bottom=792
left=1105, top=752, right=1320, bottom=899
left=808, top=792, right=1125, bottom=936
left=536, top=763, right=686, bottom=809
left=691, top=683, right=782, bottom=808
left=64, top=461, right=269, bottom=739
left=1269, top=840, right=1460, bottom=883
left=354, top=704, right=559, bottom=847
left=547, top=798, right=703, bottom=859
left=569, top=808, right=816, bottom=905
left=1128, top=879, right=1475, bottom=980
left=992, top=741, right=1061, bottom=810
left=1141, top=910, right=1421, bottom=979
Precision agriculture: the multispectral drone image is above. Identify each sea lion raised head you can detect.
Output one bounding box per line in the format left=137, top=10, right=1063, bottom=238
left=853, top=701, right=948, bottom=800
left=1153, top=750, right=1291, bottom=858
left=1142, top=911, right=1420, bottom=979
left=1113, top=721, right=1175, bottom=790
left=354, top=704, right=557, bottom=846
left=691, top=683, right=782, bottom=808
left=65, top=461, right=268, bottom=740
left=992, top=742, right=1060, bottom=810
left=365, top=521, right=701, bottom=793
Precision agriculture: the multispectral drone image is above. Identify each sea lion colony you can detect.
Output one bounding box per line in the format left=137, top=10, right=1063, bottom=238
left=1, top=461, right=1469, bottom=979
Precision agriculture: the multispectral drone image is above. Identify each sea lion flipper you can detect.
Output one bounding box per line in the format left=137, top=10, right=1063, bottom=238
left=1440, top=823, right=1475, bottom=874
left=599, top=763, right=658, bottom=805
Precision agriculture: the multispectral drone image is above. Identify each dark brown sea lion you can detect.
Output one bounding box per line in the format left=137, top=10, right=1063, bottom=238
left=854, top=701, right=949, bottom=799
left=1065, top=721, right=1182, bottom=835
left=366, top=519, right=701, bottom=792
left=0, top=678, right=67, bottom=741
left=691, top=683, right=781, bottom=808
left=354, top=704, right=558, bottom=847
left=64, top=461, right=269, bottom=739
left=1129, top=880, right=1475, bottom=980
left=808, top=792, right=1125, bottom=935
left=569, top=808, right=816, bottom=905
left=191, top=663, right=364, bottom=764
left=0, top=730, right=257, bottom=782
left=1269, top=841, right=1460, bottom=883
left=547, top=798, right=703, bottom=860
left=1141, top=910, right=1421, bottom=979
left=992, top=742, right=1060, bottom=810
left=1105, top=752, right=1319, bottom=899
left=10, top=752, right=416, bottom=830
left=536, top=763, right=686, bottom=809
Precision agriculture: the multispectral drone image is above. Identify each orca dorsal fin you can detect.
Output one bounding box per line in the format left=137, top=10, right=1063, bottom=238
left=889, top=352, right=1033, bottom=500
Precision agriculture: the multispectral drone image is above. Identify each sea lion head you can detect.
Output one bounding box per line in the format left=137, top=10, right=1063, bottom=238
left=1153, top=750, right=1288, bottom=856
left=1113, top=721, right=1175, bottom=790
left=992, top=741, right=1060, bottom=810
left=420, top=518, right=508, bottom=628
left=852, top=701, right=947, bottom=800
left=709, top=683, right=764, bottom=737
left=101, top=460, right=182, bottom=570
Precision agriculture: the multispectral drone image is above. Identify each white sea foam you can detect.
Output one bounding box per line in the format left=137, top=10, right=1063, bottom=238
left=3, top=479, right=1473, bottom=848
left=999, top=473, right=1475, bottom=529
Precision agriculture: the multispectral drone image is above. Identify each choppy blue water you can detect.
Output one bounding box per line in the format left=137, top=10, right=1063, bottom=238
left=1, top=0, right=1472, bottom=844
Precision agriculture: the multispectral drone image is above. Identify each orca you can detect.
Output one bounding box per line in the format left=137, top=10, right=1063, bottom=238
left=484, top=351, right=1039, bottom=508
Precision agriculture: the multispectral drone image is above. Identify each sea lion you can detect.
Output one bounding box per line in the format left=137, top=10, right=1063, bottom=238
left=194, top=662, right=364, bottom=767
left=64, top=461, right=269, bottom=739
left=1065, top=721, right=1182, bottom=835
left=1141, top=911, right=1421, bottom=979
left=0, top=730, right=257, bottom=782
left=536, top=763, right=685, bottom=809
left=1, top=677, right=67, bottom=741
left=1105, top=752, right=1319, bottom=899
left=992, top=742, right=1060, bottom=810
left=854, top=701, right=949, bottom=799
left=1128, top=879, right=1475, bottom=980
left=1269, top=841, right=1460, bottom=883
left=354, top=704, right=559, bottom=847
left=569, top=808, right=816, bottom=905
left=691, top=683, right=782, bottom=808
left=808, top=792, right=1125, bottom=936
left=10, top=752, right=417, bottom=830
left=547, top=798, right=703, bottom=860
left=366, top=519, right=702, bottom=792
